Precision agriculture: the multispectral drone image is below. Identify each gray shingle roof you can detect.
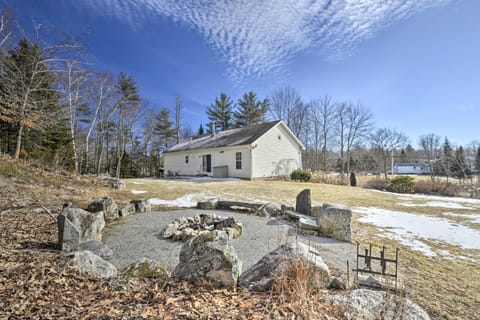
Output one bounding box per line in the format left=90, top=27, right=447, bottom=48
left=164, top=120, right=282, bottom=153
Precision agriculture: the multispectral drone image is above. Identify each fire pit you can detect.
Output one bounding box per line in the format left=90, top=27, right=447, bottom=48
left=162, top=213, right=243, bottom=241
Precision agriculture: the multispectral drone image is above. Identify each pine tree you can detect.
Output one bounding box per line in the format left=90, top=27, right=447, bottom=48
left=154, top=108, right=174, bottom=150
left=451, top=146, right=470, bottom=179
left=234, top=92, right=269, bottom=127
left=0, top=38, right=59, bottom=159
left=206, top=93, right=234, bottom=132
left=441, top=137, right=453, bottom=178
left=198, top=124, right=204, bottom=135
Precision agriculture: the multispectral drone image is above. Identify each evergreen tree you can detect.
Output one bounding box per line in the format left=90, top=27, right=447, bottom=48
left=0, top=38, right=59, bottom=159
left=154, top=108, right=174, bottom=150
left=206, top=93, right=234, bottom=132
left=198, top=124, right=204, bottom=135
left=234, top=92, right=269, bottom=127
left=441, top=137, right=453, bottom=178
left=451, top=146, right=470, bottom=179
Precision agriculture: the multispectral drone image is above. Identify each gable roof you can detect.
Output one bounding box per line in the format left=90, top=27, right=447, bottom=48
left=165, top=120, right=288, bottom=153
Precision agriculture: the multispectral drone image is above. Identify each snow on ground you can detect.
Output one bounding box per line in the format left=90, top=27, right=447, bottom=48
left=131, top=189, right=147, bottom=194
left=165, top=176, right=241, bottom=182
left=396, top=193, right=480, bottom=206
left=131, top=181, right=144, bottom=185
left=355, top=207, right=480, bottom=259
left=148, top=194, right=205, bottom=207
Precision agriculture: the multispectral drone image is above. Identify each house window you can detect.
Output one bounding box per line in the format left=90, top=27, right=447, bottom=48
left=185, top=155, right=189, bottom=164
left=236, top=152, right=242, bottom=170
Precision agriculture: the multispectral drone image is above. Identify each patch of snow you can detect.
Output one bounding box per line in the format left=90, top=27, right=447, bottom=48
left=398, top=201, right=474, bottom=210
left=355, top=207, right=480, bottom=257
left=131, top=182, right=144, bottom=185
left=164, top=176, right=240, bottom=182
left=131, top=190, right=147, bottom=194
left=148, top=194, right=205, bottom=208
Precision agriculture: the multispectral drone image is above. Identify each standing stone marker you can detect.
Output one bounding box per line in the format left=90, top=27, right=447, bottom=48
left=296, top=189, right=311, bottom=215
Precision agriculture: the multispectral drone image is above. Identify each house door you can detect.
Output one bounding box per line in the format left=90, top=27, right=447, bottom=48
left=202, top=154, right=211, bottom=173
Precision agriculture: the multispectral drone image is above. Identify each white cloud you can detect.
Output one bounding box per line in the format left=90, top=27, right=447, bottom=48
left=80, top=0, right=450, bottom=82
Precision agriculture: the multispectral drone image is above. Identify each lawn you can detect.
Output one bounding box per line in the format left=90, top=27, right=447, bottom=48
left=114, top=178, right=480, bottom=320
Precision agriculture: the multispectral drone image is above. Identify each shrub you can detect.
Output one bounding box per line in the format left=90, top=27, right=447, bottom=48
left=290, top=169, right=311, bottom=182
left=364, top=178, right=390, bottom=191
left=18, top=150, right=28, bottom=159
left=310, top=171, right=348, bottom=185
left=414, top=180, right=460, bottom=197
left=388, top=176, right=415, bottom=194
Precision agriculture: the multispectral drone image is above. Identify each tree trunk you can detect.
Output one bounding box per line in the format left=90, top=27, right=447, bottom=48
left=14, top=125, right=23, bottom=159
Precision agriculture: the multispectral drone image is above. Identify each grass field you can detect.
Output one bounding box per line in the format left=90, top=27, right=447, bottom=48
left=114, top=178, right=480, bottom=320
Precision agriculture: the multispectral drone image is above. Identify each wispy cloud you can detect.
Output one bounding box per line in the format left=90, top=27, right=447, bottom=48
left=80, top=0, right=450, bottom=82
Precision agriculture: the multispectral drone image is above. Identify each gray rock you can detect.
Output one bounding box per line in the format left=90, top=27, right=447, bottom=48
left=123, top=258, right=170, bottom=280
left=86, top=197, right=119, bottom=222
left=77, top=240, right=113, bottom=259
left=119, top=203, right=136, bottom=217
left=328, top=277, right=346, bottom=290
left=310, top=205, right=322, bottom=218
left=260, top=204, right=282, bottom=217
left=68, top=250, right=117, bottom=279
left=63, top=207, right=105, bottom=242
left=197, top=198, right=218, bottom=210
left=130, top=199, right=151, bottom=213
left=163, top=222, right=179, bottom=238
left=295, top=189, right=311, bottom=215
left=328, top=289, right=430, bottom=320
left=317, top=203, right=352, bottom=241
left=298, top=217, right=319, bottom=232
left=239, top=239, right=330, bottom=291
left=57, top=214, right=80, bottom=251
left=173, top=231, right=242, bottom=287
left=281, top=204, right=295, bottom=213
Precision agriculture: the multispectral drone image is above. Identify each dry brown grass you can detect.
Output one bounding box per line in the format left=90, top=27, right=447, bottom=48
left=123, top=177, right=480, bottom=320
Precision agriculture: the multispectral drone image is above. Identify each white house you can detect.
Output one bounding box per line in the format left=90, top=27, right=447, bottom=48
left=163, top=120, right=305, bottom=179
left=393, top=163, right=431, bottom=175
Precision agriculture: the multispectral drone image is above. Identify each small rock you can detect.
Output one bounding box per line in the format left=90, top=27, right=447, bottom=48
left=261, top=203, right=282, bottom=217
left=62, top=207, right=105, bottom=242
left=130, top=199, right=151, bottom=213
left=86, top=197, right=119, bottom=222
left=57, top=214, right=80, bottom=251
left=328, top=277, right=346, bottom=290
left=118, top=203, right=136, bottom=217
left=123, top=258, right=170, bottom=280
left=163, top=222, right=179, bottom=238
left=68, top=250, right=117, bottom=279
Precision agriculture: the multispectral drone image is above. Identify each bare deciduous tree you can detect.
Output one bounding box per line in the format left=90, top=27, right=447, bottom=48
left=371, top=128, right=408, bottom=179
left=269, top=86, right=308, bottom=138
left=419, top=133, right=441, bottom=181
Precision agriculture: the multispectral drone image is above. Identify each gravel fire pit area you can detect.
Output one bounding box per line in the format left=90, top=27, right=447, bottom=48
left=103, top=209, right=290, bottom=270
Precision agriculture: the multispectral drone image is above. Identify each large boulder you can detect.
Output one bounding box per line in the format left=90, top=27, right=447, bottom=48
left=328, top=289, right=430, bottom=320
left=295, top=189, right=311, bottom=215
left=62, top=207, right=105, bottom=242
left=57, top=214, right=80, bottom=251
left=130, top=199, right=151, bottom=213
left=77, top=240, right=113, bottom=259
left=68, top=250, right=117, bottom=279
left=197, top=198, right=218, bottom=210
left=239, top=239, right=330, bottom=292
left=86, top=197, right=119, bottom=221
left=119, top=203, right=136, bottom=217
left=173, top=231, right=242, bottom=287
left=317, top=203, right=352, bottom=241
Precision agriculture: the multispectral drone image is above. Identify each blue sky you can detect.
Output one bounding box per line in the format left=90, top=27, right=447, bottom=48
left=7, top=0, right=480, bottom=146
